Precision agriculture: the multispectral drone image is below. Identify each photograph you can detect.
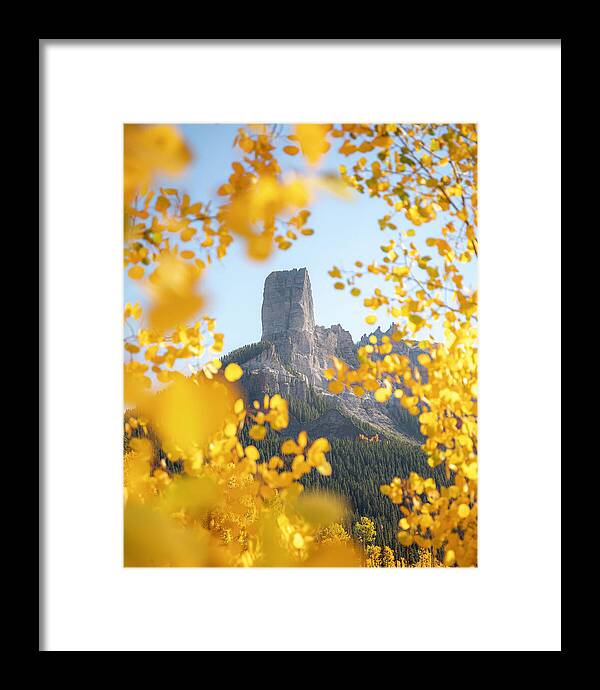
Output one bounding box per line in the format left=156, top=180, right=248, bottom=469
left=123, top=123, right=478, bottom=568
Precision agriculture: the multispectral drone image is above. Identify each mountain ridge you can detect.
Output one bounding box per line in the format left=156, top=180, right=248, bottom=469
left=223, top=267, right=426, bottom=443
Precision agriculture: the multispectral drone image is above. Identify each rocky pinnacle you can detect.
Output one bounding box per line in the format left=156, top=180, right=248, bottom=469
left=235, top=267, right=424, bottom=441
left=261, top=267, right=315, bottom=340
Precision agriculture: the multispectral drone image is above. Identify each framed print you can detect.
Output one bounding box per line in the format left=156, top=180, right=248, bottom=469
left=41, top=39, right=561, bottom=652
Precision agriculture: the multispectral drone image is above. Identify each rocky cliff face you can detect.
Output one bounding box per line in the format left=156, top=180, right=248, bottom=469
left=261, top=268, right=315, bottom=340
left=226, top=268, right=425, bottom=442
left=259, top=268, right=358, bottom=387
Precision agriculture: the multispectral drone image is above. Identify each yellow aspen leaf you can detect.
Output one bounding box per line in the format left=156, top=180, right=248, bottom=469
left=339, top=140, right=357, bottom=156
left=156, top=370, right=172, bottom=384
left=365, top=315, right=377, bottom=325
left=409, top=314, right=425, bottom=327
left=444, top=550, right=456, bottom=566
left=334, top=282, right=345, bottom=290
left=317, top=460, right=332, bottom=477
left=239, top=137, right=254, bottom=153
left=249, top=425, right=266, bottom=440
left=245, top=445, right=260, bottom=462
left=328, top=380, right=344, bottom=395
left=393, top=266, right=410, bottom=279
left=147, top=254, right=204, bottom=332
left=373, top=135, right=392, bottom=148
left=218, top=183, right=234, bottom=196
left=180, top=228, right=196, bottom=242
left=458, top=504, right=471, bottom=519
left=224, top=422, right=237, bottom=438
left=283, top=179, right=310, bottom=207
left=295, top=124, right=331, bottom=165
left=268, top=455, right=284, bottom=469
left=259, top=486, right=275, bottom=502
left=224, top=363, right=243, bottom=382
left=128, top=265, right=145, bottom=280
left=374, top=388, right=391, bottom=403
left=148, top=375, right=236, bottom=460
left=123, top=124, right=191, bottom=205
left=310, top=437, right=330, bottom=454
left=397, top=531, right=413, bottom=547
left=155, top=196, right=170, bottom=214
left=283, top=145, right=300, bottom=155
left=464, top=462, right=478, bottom=480
left=281, top=439, right=302, bottom=455
left=420, top=514, right=433, bottom=530
left=292, top=455, right=308, bottom=476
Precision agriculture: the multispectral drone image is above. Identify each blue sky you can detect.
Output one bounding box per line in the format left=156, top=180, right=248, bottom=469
left=125, top=124, right=476, bottom=355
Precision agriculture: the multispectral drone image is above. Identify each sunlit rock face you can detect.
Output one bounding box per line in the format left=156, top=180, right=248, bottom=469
left=261, top=267, right=315, bottom=340
left=260, top=268, right=357, bottom=387
left=231, top=267, right=425, bottom=442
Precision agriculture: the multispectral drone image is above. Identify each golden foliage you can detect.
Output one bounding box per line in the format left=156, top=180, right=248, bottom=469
left=323, top=124, right=478, bottom=566
left=124, top=124, right=191, bottom=206
left=123, top=122, right=477, bottom=567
